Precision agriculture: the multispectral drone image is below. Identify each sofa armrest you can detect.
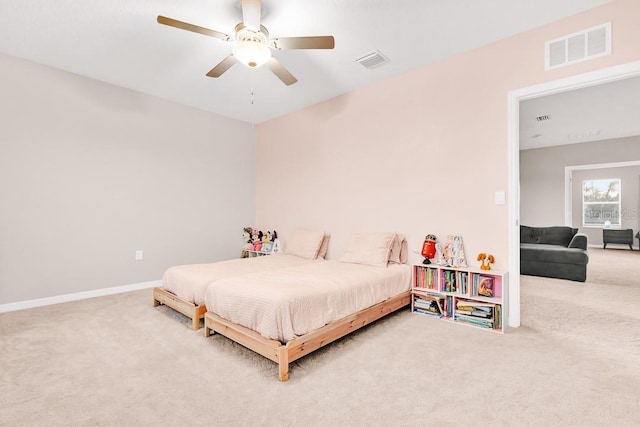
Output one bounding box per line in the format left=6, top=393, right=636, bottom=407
left=568, top=233, right=588, bottom=250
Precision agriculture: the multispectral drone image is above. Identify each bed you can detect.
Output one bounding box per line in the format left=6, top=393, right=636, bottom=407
left=154, top=228, right=329, bottom=329
left=203, top=232, right=411, bottom=381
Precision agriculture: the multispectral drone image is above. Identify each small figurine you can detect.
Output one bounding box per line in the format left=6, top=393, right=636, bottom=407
left=421, top=234, right=438, bottom=264
left=477, top=252, right=495, bottom=270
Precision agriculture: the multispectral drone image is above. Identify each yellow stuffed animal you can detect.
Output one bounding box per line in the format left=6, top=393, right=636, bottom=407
left=477, top=252, right=495, bottom=270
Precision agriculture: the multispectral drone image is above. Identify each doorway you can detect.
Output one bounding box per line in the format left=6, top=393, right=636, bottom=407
left=507, top=60, right=640, bottom=328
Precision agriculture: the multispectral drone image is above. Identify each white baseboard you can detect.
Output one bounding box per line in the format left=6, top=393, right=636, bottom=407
left=0, top=280, right=160, bottom=313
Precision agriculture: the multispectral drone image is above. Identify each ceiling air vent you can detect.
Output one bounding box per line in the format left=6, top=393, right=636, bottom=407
left=545, top=22, right=611, bottom=70
left=356, top=50, right=389, bottom=69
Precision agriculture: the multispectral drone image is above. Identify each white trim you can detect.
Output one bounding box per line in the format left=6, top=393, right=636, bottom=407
left=566, top=160, right=640, bottom=171
left=507, top=90, right=521, bottom=328
left=565, top=167, right=573, bottom=226
left=508, top=59, right=640, bottom=329
left=0, top=280, right=160, bottom=313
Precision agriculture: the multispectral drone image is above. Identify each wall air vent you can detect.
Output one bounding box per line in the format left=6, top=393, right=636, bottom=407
left=545, top=22, right=611, bottom=70
left=356, top=50, right=390, bottom=69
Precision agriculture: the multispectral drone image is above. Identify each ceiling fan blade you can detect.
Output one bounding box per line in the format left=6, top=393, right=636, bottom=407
left=157, top=15, right=232, bottom=41
left=266, top=57, right=297, bottom=86
left=271, top=36, right=335, bottom=50
left=241, top=0, right=262, bottom=31
left=206, top=55, right=237, bottom=78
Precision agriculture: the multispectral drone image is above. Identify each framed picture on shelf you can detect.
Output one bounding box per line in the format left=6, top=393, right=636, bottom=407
left=477, top=276, right=494, bottom=297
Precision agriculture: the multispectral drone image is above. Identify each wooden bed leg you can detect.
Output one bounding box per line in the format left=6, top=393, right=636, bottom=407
left=192, top=315, right=200, bottom=331
left=278, top=346, right=289, bottom=382
left=153, top=297, right=160, bottom=307
left=204, top=325, right=211, bottom=338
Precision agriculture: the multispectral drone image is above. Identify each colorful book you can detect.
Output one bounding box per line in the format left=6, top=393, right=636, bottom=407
left=477, top=276, right=495, bottom=297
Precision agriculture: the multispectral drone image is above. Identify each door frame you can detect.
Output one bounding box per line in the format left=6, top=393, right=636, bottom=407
left=507, top=59, right=640, bottom=327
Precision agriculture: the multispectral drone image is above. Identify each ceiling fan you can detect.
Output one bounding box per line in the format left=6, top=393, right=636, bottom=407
left=157, top=0, right=335, bottom=86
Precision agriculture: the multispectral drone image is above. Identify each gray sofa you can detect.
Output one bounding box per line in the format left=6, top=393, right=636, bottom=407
left=520, top=225, right=589, bottom=282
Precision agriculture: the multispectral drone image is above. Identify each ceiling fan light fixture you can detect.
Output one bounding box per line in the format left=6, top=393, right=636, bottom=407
left=233, top=39, right=271, bottom=68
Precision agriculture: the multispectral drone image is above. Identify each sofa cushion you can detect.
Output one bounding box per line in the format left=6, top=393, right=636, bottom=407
left=520, top=243, right=588, bottom=265
left=520, top=226, right=578, bottom=247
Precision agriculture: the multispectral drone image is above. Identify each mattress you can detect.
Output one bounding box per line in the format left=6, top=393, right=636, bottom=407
left=162, top=254, right=318, bottom=306
left=204, top=260, right=412, bottom=343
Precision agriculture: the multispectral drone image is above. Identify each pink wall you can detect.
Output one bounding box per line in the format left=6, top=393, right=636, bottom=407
left=256, top=0, right=640, bottom=267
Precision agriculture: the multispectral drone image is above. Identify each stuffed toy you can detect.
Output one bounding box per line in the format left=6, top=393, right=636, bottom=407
left=241, top=227, right=253, bottom=258
left=477, top=252, right=495, bottom=270
left=252, top=230, right=263, bottom=251
left=271, top=230, right=281, bottom=253
left=262, top=230, right=273, bottom=253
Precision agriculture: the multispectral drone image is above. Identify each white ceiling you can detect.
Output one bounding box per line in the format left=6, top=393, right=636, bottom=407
left=520, top=75, right=640, bottom=150
left=0, top=0, right=612, bottom=124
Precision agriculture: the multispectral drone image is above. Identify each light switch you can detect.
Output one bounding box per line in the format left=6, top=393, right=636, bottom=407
left=494, top=191, right=505, bottom=205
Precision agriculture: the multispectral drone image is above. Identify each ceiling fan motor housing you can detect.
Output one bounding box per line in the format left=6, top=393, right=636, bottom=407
left=233, top=23, right=271, bottom=67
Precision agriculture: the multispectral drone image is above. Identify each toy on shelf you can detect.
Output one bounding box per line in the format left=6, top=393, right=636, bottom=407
left=477, top=252, right=495, bottom=270
left=241, top=227, right=253, bottom=258
left=262, top=230, right=273, bottom=252
left=252, top=230, right=263, bottom=251
left=421, top=234, right=438, bottom=264
left=271, top=230, right=281, bottom=253
left=442, top=235, right=467, bottom=267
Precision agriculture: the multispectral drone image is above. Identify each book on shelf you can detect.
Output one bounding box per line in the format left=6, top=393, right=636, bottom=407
left=442, top=270, right=455, bottom=292
left=413, top=265, right=437, bottom=290
left=413, top=294, right=444, bottom=317
left=477, top=275, right=495, bottom=297
left=455, top=315, right=494, bottom=328
left=470, top=310, right=492, bottom=318
left=456, top=301, right=494, bottom=308
left=445, top=296, right=454, bottom=317
left=414, top=308, right=442, bottom=317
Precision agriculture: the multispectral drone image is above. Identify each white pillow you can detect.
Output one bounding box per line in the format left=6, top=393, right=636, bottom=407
left=340, top=232, right=397, bottom=267
left=284, top=228, right=326, bottom=259
left=388, top=234, right=402, bottom=264
left=318, top=234, right=331, bottom=259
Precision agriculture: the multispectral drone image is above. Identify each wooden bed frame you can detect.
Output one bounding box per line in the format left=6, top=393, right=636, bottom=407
left=203, top=290, right=411, bottom=381
left=153, top=287, right=207, bottom=330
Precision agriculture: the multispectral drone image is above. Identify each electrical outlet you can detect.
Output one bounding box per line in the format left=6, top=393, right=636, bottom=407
left=135, top=250, right=143, bottom=261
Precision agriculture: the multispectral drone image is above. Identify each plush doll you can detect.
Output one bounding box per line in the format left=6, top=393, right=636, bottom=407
left=271, top=230, right=281, bottom=253
left=252, top=230, right=263, bottom=251
left=261, top=231, right=273, bottom=253
left=251, top=229, right=259, bottom=249
left=477, top=252, right=495, bottom=270
left=241, top=227, right=253, bottom=258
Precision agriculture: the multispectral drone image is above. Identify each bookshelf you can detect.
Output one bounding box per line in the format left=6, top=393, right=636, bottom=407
left=246, top=249, right=274, bottom=257
left=411, top=264, right=508, bottom=333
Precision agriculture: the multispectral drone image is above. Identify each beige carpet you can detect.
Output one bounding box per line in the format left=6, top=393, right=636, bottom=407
left=1, top=248, right=639, bottom=426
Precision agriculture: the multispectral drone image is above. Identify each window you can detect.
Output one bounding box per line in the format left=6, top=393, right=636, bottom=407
left=582, top=179, right=621, bottom=227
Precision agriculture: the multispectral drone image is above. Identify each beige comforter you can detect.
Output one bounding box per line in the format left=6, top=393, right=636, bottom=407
left=204, top=260, right=412, bottom=343
left=162, top=254, right=317, bottom=306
